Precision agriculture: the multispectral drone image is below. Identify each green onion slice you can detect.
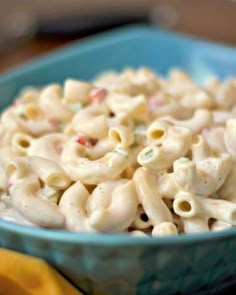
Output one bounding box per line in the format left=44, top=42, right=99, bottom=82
left=114, top=146, right=129, bottom=158
left=144, top=149, right=154, bottom=158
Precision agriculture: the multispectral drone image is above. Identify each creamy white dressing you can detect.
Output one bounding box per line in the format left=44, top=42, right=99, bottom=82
left=0, top=201, right=35, bottom=226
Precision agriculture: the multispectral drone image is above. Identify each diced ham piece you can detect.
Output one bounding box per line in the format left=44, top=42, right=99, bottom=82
left=89, top=88, right=107, bottom=104
left=148, top=97, right=163, bottom=113
left=6, top=183, right=13, bottom=195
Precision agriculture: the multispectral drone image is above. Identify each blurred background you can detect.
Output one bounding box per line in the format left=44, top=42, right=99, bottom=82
left=0, top=0, right=236, bottom=73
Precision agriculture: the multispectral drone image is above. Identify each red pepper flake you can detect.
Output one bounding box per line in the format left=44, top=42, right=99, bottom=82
left=89, top=88, right=107, bottom=104
left=76, top=135, right=90, bottom=147
left=202, top=128, right=209, bottom=137
left=56, top=144, right=63, bottom=155
left=13, top=98, right=21, bottom=107
left=47, top=118, right=60, bottom=126
left=148, top=97, right=163, bottom=113
left=6, top=183, right=13, bottom=195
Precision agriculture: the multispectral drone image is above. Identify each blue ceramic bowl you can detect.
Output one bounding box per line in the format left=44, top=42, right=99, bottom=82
left=1, top=26, right=236, bottom=295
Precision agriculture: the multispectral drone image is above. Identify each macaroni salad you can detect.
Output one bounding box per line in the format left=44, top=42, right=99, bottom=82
left=0, top=67, right=236, bottom=236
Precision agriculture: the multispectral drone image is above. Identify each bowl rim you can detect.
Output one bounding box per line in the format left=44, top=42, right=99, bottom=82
left=1, top=219, right=236, bottom=246
left=1, top=25, right=236, bottom=246
left=1, top=24, right=236, bottom=82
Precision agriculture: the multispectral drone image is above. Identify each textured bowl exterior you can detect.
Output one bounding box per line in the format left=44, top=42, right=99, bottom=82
left=1, top=26, right=236, bottom=294
left=1, top=222, right=236, bottom=294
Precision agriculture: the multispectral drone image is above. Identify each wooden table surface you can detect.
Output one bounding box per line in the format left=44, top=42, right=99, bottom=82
left=0, top=36, right=79, bottom=74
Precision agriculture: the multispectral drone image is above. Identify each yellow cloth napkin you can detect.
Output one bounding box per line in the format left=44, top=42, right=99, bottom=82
left=0, top=248, right=83, bottom=295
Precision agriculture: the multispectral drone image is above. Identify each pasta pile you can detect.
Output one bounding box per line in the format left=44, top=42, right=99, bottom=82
left=1, top=67, right=236, bottom=236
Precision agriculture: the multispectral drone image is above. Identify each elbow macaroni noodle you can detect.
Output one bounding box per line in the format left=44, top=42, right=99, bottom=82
left=1, top=67, right=236, bottom=236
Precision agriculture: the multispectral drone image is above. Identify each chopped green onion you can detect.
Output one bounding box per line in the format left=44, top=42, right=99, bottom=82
left=114, top=146, right=129, bottom=158
left=131, top=134, right=139, bottom=148
left=41, top=186, right=60, bottom=203
left=135, top=125, right=146, bottom=134
left=15, top=104, right=26, bottom=118
left=69, top=102, right=83, bottom=112
left=144, top=149, right=154, bottom=158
